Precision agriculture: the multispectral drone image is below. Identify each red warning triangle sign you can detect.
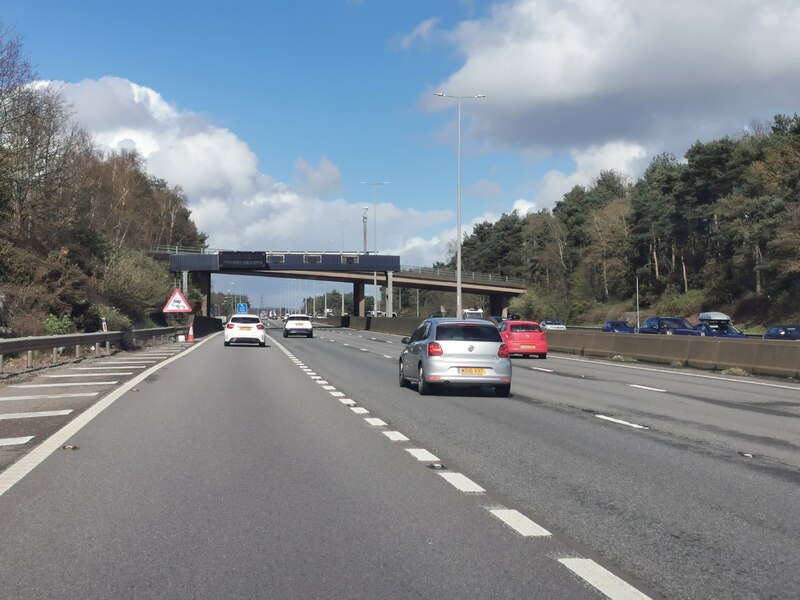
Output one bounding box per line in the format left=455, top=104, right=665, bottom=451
left=163, top=289, right=192, bottom=313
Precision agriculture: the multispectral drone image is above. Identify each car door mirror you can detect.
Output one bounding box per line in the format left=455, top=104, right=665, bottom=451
left=400, top=337, right=410, bottom=345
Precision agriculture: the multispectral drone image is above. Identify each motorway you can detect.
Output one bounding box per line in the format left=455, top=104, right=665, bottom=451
left=0, top=321, right=798, bottom=599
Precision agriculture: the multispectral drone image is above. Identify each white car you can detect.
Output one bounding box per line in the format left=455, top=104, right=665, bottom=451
left=224, top=314, right=266, bottom=347
left=540, top=319, right=567, bottom=331
left=283, top=314, right=313, bottom=338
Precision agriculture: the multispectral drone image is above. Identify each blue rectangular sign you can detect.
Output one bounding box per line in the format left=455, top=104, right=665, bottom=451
left=237, top=303, right=248, bottom=313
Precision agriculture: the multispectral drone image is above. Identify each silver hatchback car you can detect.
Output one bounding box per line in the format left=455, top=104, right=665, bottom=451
left=399, top=318, right=512, bottom=397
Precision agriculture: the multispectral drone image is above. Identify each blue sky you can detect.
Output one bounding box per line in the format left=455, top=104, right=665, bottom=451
left=5, top=1, right=800, bottom=311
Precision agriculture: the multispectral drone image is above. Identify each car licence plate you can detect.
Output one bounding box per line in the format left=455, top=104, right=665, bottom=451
left=240, top=326, right=252, bottom=330
left=459, top=367, right=486, bottom=375
left=521, top=344, right=536, bottom=350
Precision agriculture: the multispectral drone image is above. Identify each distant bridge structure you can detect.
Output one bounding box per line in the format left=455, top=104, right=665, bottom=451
left=152, top=246, right=527, bottom=317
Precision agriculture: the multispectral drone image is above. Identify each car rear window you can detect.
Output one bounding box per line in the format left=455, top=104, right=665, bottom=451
left=436, top=324, right=502, bottom=342
left=289, top=316, right=310, bottom=321
left=231, top=316, right=260, bottom=324
left=511, top=324, right=542, bottom=332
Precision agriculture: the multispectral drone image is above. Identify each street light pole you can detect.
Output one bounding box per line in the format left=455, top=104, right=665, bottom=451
left=361, top=181, right=390, bottom=314
left=434, top=92, right=485, bottom=318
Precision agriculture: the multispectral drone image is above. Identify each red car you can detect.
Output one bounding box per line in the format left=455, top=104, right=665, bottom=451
left=498, top=320, right=548, bottom=358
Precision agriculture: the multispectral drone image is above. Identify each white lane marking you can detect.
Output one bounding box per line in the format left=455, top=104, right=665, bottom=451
left=628, top=384, right=666, bottom=393
left=554, top=355, right=800, bottom=392
left=0, top=409, right=73, bottom=420
left=596, top=415, right=649, bottom=430
left=383, top=431, right=409, bottom=441
left=97, top=360, right=157, bottom=364
left=316, top=380, right=329, bottom=385
left=310, top=375, right=322, bottom=380
left=406, top=448, right=440, bottom=461
left=9, top=382, right=117, bottom=388
left=44, top=373, right=132, bottom=378
left=343, top=343, right=350, bottom=347
left=351, top=407, right=370, bottom=414
left=306, top=372, right=317, bottom=376
left=531, top=367, right=554, bottom=373
left=0, top=393, right=99, bottom=402
left=360, top=348, right=368, bottom=352
left=383, top=355, right=393, bottom=359
left=370, top=337, right=378, bottom=341
left=489, top=509, right=551, bottom=537
left=71, top=366, right=145, bottom=370
left=338, top=398, right=356, bottom=406
left=329, top=391, right=345, bottom=398
left=386, top=341, right=394, bottom=344
left=0, top=335, right=209, bottom=498
left=322, top=385, right=336, bottom=391
left=0, top=436, right=35, bottom=447
left=558, top=558, right=652, bottom=600
left=438, top=472, right=485, bottom=493
left=365, top=418, right=387, bottom=427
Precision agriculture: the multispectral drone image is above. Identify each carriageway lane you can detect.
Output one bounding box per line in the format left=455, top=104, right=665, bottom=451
left=282, top=328, right=800, bottom=600
left=0, top=334, right=610, bottom=600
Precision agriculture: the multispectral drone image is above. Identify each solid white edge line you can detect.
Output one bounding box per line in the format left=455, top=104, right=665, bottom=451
left=437, top=472, right=485, bottom=493
left=596, top=415, right=649, bottom=430
left=489, top=509, right=551, bottom=537
left=558, top=558, right=652, bottom=600
left=0, top=335, right=210, bottom=498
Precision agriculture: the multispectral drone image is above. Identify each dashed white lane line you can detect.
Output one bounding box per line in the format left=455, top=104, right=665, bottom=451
left=531, top=366, right=554, bottom=373
left=596, top=415, right=649, bottom=430
left=490, top=509, right=551, bottom=537
left=383, top=355, right=393, bottom=359
left=629, top=384, right=666, bottom=393
left=9, top=382, right=117, bottom=388
left=365, top=417, right=387, bottom=427
left=558, top=558, right=652, bottom=600
left=44, top=373, right=132, bottom=378
left=329, top=391, right=345, bottom=398
left=322, top=385, right=336, bottom=391
left=383, top=431, right=409, bottom=441
left=438, top=472, right=485, bottom=493
left=310, top=375, right=322, bottom=380
left=406, top=448, right=440, bottom=461
left=338, top=398, right=356, bottom=407
left=351, top=407, right=370, bottom=414
left=360, top=348, right=368, bottom=352
left=0, top=436, right=34, bottom=447
left=0, top=393, right=99, bottom=402
left=315, top=380, right=329, bottom=385
left=71, top=366, right=145, bottom=370
left=0, top=409, right=73, bottom=420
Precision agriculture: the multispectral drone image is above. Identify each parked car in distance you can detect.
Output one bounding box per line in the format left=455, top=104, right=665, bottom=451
left=602, top=319, right=635, bottom=333
left=540, top=319, right=567, bottom=331
left=398, top=318, right=512, bottom=397
left=498, top=320, right=548, bottom=358
left=763, top=324, right=800, bottom=340
left=638, top=316, right=699, bottom=335
left=694, top=311, right=746, bottom=337
left=283, top=314, right=313, bottom=338
left=224, top=314, right=266, bottom=347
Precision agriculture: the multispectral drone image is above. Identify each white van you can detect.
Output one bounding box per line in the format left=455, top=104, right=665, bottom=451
left=463, top=308, right=484, bottom=319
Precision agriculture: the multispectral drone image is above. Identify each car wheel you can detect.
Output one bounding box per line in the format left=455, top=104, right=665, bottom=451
left=495, top=384, right=511, bottom=397
left=538, top=353, right=547, bottom=359
left=417, top=365, right=432, bottom=395
left=283, top=331, right=288, bottom=338
left=398, top=361, right=408, bottom=387
left=259, top=341, right=266, bottom=347
left=308, top=331, right=313, bottom=338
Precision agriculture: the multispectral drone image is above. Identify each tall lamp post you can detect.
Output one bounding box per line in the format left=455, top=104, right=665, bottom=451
left=337, top=218, right=353, bottom=316
left=434, top=92, right=485, bottom=318
left=361, top=181, right=390, bottom=314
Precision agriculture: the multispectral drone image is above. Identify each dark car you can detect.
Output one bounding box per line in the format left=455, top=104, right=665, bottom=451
left=638, top=317, right=700, bottom=336
left=602, top=319, right=635, bottom=333
left=694, top=312, right=746, bottom=338
left=763, top=324, right=800, bottom=340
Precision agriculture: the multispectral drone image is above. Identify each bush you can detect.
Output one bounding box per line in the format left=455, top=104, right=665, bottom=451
left=86, top=305, right=132, bottom=332
left=43, top=314, right=75, bottom=335
left=653, top=288, right=705, bottom=316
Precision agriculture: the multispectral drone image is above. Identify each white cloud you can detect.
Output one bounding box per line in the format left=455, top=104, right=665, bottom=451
left=395, top=17, right=441, bottom=49
left=465, top=178, right=503, bottom=198
left=54, top=76, right=458, bottom=267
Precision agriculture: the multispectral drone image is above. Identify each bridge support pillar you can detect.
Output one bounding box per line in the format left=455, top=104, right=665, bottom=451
left=385, top=272, right=393, bottom=317
left=489, top=294, right=511, bottom=318
left=354, top=282, right=366, bottom=316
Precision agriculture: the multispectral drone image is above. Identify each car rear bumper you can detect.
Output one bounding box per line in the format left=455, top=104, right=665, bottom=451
left=505, top=341, right=548, bottom=354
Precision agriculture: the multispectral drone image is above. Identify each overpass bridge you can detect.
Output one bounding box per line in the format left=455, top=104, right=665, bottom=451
left=155, top=247, right=527, bottom=317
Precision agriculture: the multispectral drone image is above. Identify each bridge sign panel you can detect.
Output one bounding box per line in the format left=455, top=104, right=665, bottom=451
left=237, top=303, right=248, bottom=314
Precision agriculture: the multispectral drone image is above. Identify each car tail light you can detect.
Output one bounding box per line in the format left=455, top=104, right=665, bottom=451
left=427, top=342, right=443, bottom=356
left=257, top=324, right=264, bottom=330
left=226, top=323, right=234, bottom=329
left=498, top=344, right=509, bottom=358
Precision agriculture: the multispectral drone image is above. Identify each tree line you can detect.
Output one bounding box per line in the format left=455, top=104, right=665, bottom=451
left=0, top=25, right=205, bottom=336
left=450, top=116, right=800, bottom=327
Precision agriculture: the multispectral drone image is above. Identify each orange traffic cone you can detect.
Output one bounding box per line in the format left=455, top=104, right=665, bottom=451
left=187, top=323, right=195, bottom=343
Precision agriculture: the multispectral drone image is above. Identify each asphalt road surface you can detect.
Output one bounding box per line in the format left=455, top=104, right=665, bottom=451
left=1, top=322, right=798, bottom=599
